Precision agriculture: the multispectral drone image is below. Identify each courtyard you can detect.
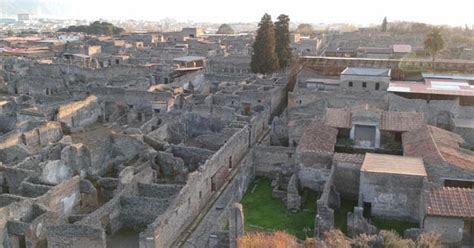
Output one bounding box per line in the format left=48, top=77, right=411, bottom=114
left=240, top=177, right=318, bottom=240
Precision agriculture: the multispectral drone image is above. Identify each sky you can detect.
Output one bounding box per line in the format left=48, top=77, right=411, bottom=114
left=5, top=0, right=474, bottom=26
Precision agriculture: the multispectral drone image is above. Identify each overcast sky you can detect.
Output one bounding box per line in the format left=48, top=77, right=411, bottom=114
left=22, top=0, right=474, bottom=26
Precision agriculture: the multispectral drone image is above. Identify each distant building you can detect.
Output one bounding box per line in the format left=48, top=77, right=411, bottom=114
left=17, top=13, right=30, bottom=22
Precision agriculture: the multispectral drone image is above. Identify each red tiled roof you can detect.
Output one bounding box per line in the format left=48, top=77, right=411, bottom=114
left=325, top=105, right=425, bottom=132
left=297, top=120, right=338, bottom=154
left=403, top=125, right=474, bottom=171
left=325, top=108, right=351, bottom=129
left=425, top=187, right=474, bottom=218
left=380, top=111, right=424, bottom=132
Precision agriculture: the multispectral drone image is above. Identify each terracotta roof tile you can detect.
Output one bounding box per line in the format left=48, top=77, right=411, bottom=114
left=325, top=108, right=351, bottom=129
left=402, top=125, right=474, bottom=171
left=297, top=120, right=338, bottom=154
left=380, top=111, right=424, bottom=132
left=425, top=187, right=474, bottom=218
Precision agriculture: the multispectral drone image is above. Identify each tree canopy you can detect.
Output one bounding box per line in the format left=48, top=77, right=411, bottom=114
left=424, top=27, right=445, bottom=64
left=275, top=14, right=292, bottom=69
left=250, top=13, right=279, bottom=74
left=58, top=21, right=125, bottom=35
left=296, top=23, right=314, bottom=36
left=381, top=17, right=388, bottom=32
left=216, top=24, right=234, bottom=34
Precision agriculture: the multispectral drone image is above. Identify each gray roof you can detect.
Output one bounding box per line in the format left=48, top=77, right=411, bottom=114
left=342, top=67, right=391, bottom=77
left=173, top=56, right=205, bottom=62
left=422, top=72, right=474, bottom=81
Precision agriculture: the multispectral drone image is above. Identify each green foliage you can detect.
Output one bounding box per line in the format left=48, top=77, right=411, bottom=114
left=424, top=27, right=445, bottom=63
left=240, top=177, right=318, bottom=240
left=275, top=14, right=292, bottom=69
left=381, top=17, right=388, bottom=32
left=58, top=21, right=125, bottom=35
left=251, top=13, right=279, bottom=74
left=216, top=24, right=234, bottom=34
left=296, top=23, right=314, bottom=36
left=388, top=21, right=432, bottom=35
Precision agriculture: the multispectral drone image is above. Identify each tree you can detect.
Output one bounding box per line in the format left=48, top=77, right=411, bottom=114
left=216, top=24, right=234, bottom=34
left=424, top=27, right=445, bottom=66
left=296, top=23, right=314, bottom=36
left=275, top=14, right=292, bottom=70
left=381, top=17, right=388, bottom=32
left=58, top=21, right=125, bottom=35
left=251, top=13, right=279, bottom=74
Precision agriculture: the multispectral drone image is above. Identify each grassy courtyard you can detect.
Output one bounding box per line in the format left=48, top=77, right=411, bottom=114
left=240, top=177, right=318, bottom=240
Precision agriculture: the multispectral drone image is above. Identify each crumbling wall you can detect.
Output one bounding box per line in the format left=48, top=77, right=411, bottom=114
left=56, top=96, right=101, bottom=132
left=47, top=224, right=106, bottom=248
left=37, top=176, right=81, bottom=216
left=147, top=126, right=250, bottom=248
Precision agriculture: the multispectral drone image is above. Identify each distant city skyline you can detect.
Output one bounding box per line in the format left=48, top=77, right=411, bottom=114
left=1, top=0, right=473, bottom=27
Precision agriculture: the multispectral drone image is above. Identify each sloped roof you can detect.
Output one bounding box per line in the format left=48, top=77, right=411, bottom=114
left=361, top=153, right=427, bottom=176
left=402, top=125, right=474, bottom=171
left=297, top=120, right=338, bottom=154
left=325, top=108, right=351, bottom=129
left=380, top=111, right=424, bottom=132
left=425, top=187, right=474, bottom=218
left=324, top=106, right=424, bottom=132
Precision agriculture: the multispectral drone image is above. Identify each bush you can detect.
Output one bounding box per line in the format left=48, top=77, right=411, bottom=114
left=238, top=231, right=299, bottom=248
left=379, top=230, right=415, bottom=248
left=322, top=229, right=352, bottom=248
left=416, top=232, right=442, bottom=248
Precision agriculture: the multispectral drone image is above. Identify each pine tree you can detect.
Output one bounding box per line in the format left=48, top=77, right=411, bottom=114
left=381, top=17, right=388, bottom=32
left=275, top=14, right=292, bottom=70
left=251, top=13, right=279, bottom=74
left=424, top=27, right=445, bottom=66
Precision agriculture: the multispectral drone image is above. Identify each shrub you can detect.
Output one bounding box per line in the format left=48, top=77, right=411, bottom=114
left=238, top=231, right=299, bottom=248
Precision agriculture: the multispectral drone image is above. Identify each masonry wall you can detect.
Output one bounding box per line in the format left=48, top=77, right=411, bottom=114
left=359, top=172, right=425, bottom=222
left=47, top=224, right=106, bottom=248
left=56, top=96, right=101, bottom=132
left=333, top=161, right=361, bottom=199
left=423, top=216, right=464, bottom=245
left=36, top=176, right=81, bottom=216
left=253, top=146, right=295, bottom=178
left=144, top=126, right=250, bottom=248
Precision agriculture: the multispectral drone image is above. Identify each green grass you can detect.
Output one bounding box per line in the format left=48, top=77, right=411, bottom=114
left=334, top=198, right=358, bottom=234
left=240, top=177, right=318, bottom=240
left=371, top=217, right=418, bottom=236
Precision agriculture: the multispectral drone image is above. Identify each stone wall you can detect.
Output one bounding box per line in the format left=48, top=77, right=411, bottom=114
left=423, top=216, right=464, bottom=245
left=143, top=126, right=250, bottom=247
left=359, top=172, right=425, bottom=222
left=47, top=224, right=106, bottom=248
left=333, top=160, right=362, bottom=199
left=56, top=96, right=101, bottom=132
left=253, top=146, right=294, bottom=178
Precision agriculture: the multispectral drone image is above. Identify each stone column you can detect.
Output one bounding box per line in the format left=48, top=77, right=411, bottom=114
left=229, top=203, right=244, bottom=248
left=375, top=127, right=381, bottom=148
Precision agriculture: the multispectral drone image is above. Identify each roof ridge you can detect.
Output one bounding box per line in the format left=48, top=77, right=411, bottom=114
left=427, top=126, right=447, bottom=163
